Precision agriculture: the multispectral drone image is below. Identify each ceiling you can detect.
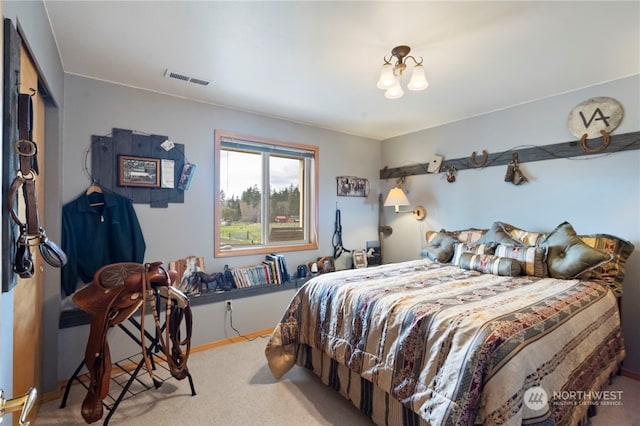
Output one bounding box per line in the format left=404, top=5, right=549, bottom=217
left=43, top=1, right=639, bottom=141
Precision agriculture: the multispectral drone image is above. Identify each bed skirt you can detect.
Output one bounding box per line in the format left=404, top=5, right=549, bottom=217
left=298, top=343, right=430, bottom=425
left=297, top=343, right=621, bottom=426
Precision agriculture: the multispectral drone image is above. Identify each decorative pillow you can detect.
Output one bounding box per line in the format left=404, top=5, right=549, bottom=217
left=495, top=244, right=548, bottom=277
left=452, top=242, right=497, bottom=266
left=446, top=228, right=488, bottom=244
left=422, top=231, right=458, bottom=263
left=458, top=252, right=522, bottom=277
left=426, top=230, right=439, bottom=244
left=577, top=234, right=635, bottom=297
left=497, top=221, right=547, bottom=246
left=540, top=222, right=613, bottom=279
left=476, top=222, right=523, bottom=245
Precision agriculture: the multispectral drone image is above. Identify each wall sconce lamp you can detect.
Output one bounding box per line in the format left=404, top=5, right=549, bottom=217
left=377, top=45, right=429, bottom=99
left=384, top=186, right=426, bottom=221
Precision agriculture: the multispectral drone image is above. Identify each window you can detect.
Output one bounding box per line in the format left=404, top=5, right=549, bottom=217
left=214, top=130, right=318, bottom=257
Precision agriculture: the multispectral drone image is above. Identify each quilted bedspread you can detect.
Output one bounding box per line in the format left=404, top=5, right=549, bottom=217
left=265, top=259, right=625, bottom=425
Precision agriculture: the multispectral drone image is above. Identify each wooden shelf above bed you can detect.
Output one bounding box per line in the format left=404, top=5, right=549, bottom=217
left=380, top=130, right=640, bottom=179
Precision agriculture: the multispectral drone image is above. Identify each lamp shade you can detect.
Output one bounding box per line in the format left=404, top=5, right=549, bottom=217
left=384, top=187, right=410, bottom=207
left=376, top=63, right=395, bottom=90
left=384, top=78, right=404, bottom=99
left=407, top=64, right=429, bottom=91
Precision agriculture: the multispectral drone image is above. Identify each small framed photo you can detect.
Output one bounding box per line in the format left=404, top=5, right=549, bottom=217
left=337, top=176, right=370, bottom=197
left=118, top=155, right=161, bottom=187
left=352, top=250, right=368, bottom=269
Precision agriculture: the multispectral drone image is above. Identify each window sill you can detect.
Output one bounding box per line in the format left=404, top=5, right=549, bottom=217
left=214, top=242, right=318, bottom=258
left=58, top=278, right=310, bottom=329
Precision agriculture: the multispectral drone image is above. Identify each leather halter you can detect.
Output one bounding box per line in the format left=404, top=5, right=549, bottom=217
left=7, top=93, right=67, bottom=277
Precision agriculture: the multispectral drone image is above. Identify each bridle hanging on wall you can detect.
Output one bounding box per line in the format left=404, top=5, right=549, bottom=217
left=7, top=91, right=67, bottom=277
left=332, top=205, right=351, bottom=259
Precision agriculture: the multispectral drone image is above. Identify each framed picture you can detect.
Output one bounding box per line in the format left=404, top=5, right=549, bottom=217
left=118, top=155, right=161, bottom=187
left=337, top=176, right=370, bottom=197
left=352, top=250, right=368, bottom=269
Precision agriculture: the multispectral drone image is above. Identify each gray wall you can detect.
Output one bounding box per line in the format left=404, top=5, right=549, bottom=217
left=380, top=75, right=640, bottom=372
left=57, top=74, right=382, bottom=380
left=61, top=74, right=381, bottom=275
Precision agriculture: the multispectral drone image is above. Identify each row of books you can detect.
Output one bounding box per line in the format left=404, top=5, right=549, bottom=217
left=230, top=253, right=291, bottom=288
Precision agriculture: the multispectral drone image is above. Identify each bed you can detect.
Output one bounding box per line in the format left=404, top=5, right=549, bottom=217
left=265, top=221, right=634, bottom=425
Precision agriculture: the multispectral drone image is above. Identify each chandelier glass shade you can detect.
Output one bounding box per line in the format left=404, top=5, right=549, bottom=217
left=377, top=45, right=429, bottom=99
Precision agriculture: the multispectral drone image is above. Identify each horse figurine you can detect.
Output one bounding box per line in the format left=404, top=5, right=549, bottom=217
left=178, top=256, right=204, bottom=294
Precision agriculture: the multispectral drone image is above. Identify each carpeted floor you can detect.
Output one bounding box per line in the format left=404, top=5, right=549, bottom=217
left=36, top=336, right=640, bottom=425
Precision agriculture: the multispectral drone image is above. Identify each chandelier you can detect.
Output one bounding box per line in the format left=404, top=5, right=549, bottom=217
left=376, top=45, right=429, bottom=99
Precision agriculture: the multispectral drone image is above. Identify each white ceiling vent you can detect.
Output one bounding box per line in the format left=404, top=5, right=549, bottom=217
left=164, top=69, right=211, bottom=86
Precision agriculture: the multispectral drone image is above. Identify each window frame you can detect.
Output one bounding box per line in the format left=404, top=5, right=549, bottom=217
left=214, top=130, right=318, bottom=258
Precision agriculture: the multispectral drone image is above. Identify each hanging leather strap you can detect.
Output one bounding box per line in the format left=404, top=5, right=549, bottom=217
left=14, top=94, right=40, bottom=235
left=7, top=92, right=67, bottom=275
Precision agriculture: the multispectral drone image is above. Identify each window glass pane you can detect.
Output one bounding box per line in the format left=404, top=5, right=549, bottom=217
left=215, top=130, right=318, bottom=257
left=269, top=156, right=304, bottom=243
left=219, top=149, right=262, bottom=248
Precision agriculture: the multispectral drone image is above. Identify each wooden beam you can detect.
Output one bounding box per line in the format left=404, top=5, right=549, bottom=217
left=380, top=131, right=640, bottom=180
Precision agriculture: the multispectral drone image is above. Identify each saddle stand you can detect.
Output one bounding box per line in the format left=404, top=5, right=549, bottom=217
left=60, top=262, right=196, bottom=425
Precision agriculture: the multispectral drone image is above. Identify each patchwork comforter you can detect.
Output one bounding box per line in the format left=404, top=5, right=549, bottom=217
left=265, top=259, right=624, bottom=425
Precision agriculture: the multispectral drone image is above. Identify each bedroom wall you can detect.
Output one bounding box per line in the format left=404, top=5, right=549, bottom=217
left=56, top=74, right=382, bottom=381
left=380, top=74, right=640, bottom=374
left=60, top=74, right=381, bottom=274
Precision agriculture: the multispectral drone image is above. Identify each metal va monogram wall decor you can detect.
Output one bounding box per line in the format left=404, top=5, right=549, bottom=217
left=567, top=97, right=624, bottom=153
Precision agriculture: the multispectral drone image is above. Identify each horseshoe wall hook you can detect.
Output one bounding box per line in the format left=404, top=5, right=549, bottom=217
left=469, top=150, right=489, bottom=168
left=580, top=130, right=611, bottom=154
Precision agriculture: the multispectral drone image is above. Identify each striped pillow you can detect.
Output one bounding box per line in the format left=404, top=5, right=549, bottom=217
left=495, top=244, right=548, bottom=277
left=498, top=222, right=547, bottom=246
left=458, top=253, right=522, bottom=276
left=446, top=228, right=488, bottom=244
left=452, top=242, right=496, bottom=266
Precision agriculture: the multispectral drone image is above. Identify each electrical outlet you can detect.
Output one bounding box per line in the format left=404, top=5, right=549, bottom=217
left=225, top=300, right=232, bottom=311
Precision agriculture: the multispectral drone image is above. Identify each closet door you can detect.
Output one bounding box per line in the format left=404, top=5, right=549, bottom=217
left=4, top=25, right=46, bottom=424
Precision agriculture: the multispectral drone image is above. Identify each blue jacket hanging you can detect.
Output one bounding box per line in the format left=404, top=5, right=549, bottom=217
left=61, top=191, right=146, bottom=296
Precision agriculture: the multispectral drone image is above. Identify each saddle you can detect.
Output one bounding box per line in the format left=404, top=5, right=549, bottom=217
left=72, top=262, right=192, bottom=424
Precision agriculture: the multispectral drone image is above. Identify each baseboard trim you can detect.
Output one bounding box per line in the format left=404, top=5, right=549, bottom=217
left=42, top=327, right=275, bottom=403
left=621, top=367, right=640, bottom=381
left=192, top=328, right=274, bottom=353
